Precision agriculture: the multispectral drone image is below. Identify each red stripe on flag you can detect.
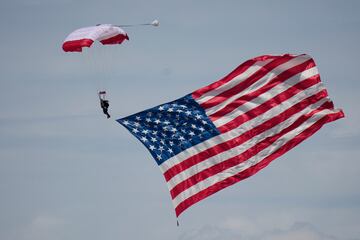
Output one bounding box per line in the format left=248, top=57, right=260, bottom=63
left=192, top=55, right=281, bottom=99
left=192, top=59, right=258, bottom=99
left=199, top=55, right=296, bottom=110
left=217, top=75, right=321, bottom=133
left=169, top=100, right=335, bottom=199
left=164, top=90, right=328, bottom=182
left=209, top=59, right=316, bottom=121
left=174, top=110, right=344, bottom=216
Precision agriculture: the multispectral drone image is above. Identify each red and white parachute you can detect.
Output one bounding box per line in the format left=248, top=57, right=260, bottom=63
left=62, top=20, right=159, bottom=52
left=62, top=24, right=129, bottom=52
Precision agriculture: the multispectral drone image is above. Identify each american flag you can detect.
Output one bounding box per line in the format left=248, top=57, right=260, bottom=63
left=118, top=54, right=344, bottom=217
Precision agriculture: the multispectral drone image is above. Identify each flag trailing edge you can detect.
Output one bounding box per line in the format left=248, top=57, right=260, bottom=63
left=117, top=53, right=344, bottom=217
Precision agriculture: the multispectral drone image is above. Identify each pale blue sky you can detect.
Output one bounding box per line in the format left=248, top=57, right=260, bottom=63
left=0, top=1, right=359, bottom=239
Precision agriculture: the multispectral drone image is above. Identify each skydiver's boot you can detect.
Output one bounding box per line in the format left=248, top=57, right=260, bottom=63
left=102, top=107, right=110, bottom=119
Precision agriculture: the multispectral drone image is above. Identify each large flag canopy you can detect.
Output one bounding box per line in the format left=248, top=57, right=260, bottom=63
left=118, top=54, right=344, bottom=217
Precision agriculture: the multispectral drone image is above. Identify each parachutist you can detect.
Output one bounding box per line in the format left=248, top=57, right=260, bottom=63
left=98, top=91, right=111, bottom=119
left=101, top=99, right=111, bottom=119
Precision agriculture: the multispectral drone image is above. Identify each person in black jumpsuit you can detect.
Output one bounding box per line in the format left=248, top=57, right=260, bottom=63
left=99, top=92, right=110, bottom=118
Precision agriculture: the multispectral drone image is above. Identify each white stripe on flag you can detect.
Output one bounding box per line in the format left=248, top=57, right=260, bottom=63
left=159, top=81, right=325, bottom=174
left=172, top=108, right=342, bottom=207
left=212, top=67, right=319, bottom=127
left=195, top=59, right=274, bottom=105
left=203, top=55, right=312, bottom=116
left=166, top=96, right=329, bottom=189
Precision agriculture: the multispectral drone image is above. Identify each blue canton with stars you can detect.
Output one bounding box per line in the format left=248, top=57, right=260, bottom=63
left=117, top=94, right=220, bottom=165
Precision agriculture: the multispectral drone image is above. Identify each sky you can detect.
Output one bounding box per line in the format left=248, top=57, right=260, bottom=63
left=0, top=0, right=359, bottom=239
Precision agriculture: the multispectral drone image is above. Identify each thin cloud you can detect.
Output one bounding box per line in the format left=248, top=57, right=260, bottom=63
left=179, top=222, right=350, bottom=240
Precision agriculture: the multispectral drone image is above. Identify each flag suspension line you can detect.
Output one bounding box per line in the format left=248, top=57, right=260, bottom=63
left=116, top=19, right=159, bottom=28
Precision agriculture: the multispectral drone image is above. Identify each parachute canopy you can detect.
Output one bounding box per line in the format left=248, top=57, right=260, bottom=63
left=62, top=24, right=129, bottom=52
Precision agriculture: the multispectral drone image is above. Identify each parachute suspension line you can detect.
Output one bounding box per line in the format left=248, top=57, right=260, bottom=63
left=82, top=47, right=101, bottom=91
left=89, top=43, right=102, bottom=93
left=105, top=44, right=116, bottom=93
left=91, top=42, right=111, bottom=94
